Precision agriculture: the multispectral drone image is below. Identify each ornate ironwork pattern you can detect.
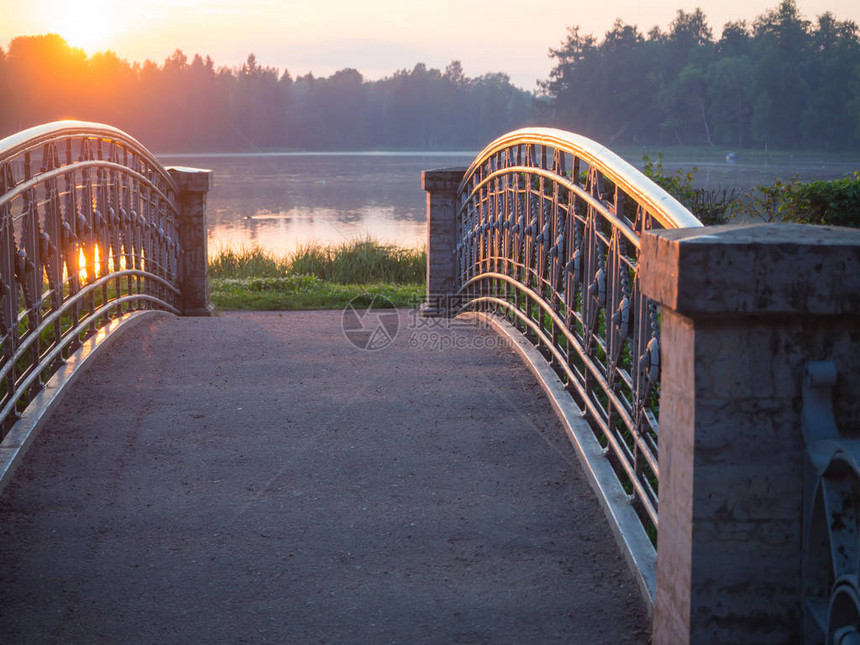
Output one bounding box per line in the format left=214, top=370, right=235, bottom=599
left=454, top=127, right=701, bottom=532
left=0, top=121, right=181, bottom=435
left=803, top=362, right=860, bottom=644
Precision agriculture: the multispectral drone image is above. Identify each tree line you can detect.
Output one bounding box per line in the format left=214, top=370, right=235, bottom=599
left=1, top=0, right=859, bottom=151
left=542, top=0, right=860, bottom=149
left=0, top=36, right=531, bottom=151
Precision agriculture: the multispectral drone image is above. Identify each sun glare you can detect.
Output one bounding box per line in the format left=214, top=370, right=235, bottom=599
left=46, top=1, right=119, bottom=54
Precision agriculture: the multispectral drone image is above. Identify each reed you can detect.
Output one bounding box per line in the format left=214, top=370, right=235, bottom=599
left=288, top=239, right=424, bottom=283
left=208, top=245, right=288, bottom=279
left=209, top=239, right=426, bottom=284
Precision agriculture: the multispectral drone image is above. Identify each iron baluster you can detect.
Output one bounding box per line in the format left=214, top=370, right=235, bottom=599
left=0, top=121, right=185, bottom=435
left=451, top=127, right=701, bottom=543
left=802, top=362, right=860, bottom=643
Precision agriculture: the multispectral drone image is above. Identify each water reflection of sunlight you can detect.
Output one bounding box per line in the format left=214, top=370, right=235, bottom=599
left=155, top=152, right=475, bottom=259
left=208, top=205, right=426, bottom=259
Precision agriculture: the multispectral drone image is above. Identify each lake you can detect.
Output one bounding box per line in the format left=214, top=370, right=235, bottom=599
left=622, top=146, right=860, bottom=194
left=158, top=149, right=860, bottom=257
left=158, top=151, right=475, bottom=257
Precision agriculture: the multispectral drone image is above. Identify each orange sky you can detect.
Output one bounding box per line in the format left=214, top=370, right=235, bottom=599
left=2, top=0, right=859, bottom=90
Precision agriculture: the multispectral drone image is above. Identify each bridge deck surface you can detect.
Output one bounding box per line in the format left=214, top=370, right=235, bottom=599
left=0, top=310, right=648, bottom=644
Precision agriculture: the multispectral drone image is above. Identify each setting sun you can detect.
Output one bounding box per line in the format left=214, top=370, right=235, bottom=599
left=44, top=0, right=119, bottom=54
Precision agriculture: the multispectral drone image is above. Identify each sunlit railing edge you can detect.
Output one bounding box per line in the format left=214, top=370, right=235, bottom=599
left=458, top=126, right=701, bottom=231
left=0, top=120, right=179, bottom=196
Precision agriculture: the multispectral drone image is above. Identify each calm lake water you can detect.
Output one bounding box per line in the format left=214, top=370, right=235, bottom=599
left=626, top=147, right=860, bottom=194
left=158, top=149, right=860, bottom=257
left=158, top=151, right=475, bottom=257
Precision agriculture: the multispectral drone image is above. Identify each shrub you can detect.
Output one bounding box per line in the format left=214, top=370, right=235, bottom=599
left=735, top=172, right=860, bottom=228
left=641, top=153, right=738, bottom=225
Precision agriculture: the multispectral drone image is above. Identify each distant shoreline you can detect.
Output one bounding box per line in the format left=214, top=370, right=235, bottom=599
left=157, top=145, right=860, bottom=164
left=157, top=149, right=478, bottom=159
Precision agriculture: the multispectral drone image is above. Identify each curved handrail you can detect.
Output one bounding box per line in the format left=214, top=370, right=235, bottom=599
left=453, top=126, right=703, bottom=538
left=0, top=120, right=182, bottom=435
left=0, top=120, right=178, bottom=195
left=459, top=127, right=701, bottom=231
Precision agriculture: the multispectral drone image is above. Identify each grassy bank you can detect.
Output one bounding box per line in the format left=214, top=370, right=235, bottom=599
left=209, top=240, right=425, bottom=310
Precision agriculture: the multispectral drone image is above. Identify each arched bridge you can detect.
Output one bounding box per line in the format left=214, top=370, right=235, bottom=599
left=422, top=128, right=860, bottom=644
left=0, top=121, right=212, bottom=438
left=0, top=121, right=859, bottom=644
left=437, top=128, right=702, bottom=550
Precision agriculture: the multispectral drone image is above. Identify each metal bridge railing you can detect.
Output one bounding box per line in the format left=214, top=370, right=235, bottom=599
left=0, top=121, right=198, bottom=436
left=802, top=362, right=860, bottom=642
left=450, top=127, right=702, bottom=540
left=428, top=129, right=860, bottom=639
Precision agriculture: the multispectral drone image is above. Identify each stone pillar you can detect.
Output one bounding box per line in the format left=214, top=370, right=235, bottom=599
left=167, top=166, right=214, bottom=317
left=640, top=223, right=860, bottom=644
left=420, top=167, right=466, bottom=317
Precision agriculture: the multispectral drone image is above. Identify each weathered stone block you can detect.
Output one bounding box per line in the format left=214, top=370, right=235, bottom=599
left=167, top=167, right=215, bottom=317
left=167, top=165, right=215, bottom=193
left=422, top=167, right=466, bottom=316
left=640, top=223, right=860, bottom=316
left=642, top=223, right=860, bottom=644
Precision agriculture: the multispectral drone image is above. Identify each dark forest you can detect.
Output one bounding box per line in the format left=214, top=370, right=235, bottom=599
left=542, top=0, right=860, bottom=150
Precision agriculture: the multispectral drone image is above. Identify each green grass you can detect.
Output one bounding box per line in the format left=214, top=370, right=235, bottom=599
left=210, top=275, right=423, bottom=310
left=208, top=240, right=426, bottom=310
